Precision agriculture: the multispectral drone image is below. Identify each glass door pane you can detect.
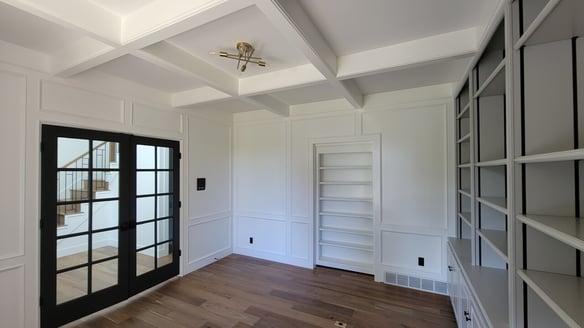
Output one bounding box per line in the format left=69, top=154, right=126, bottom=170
left=135, top=145, right=175, bottom=276
left=55, top=138, right=121, bottom=304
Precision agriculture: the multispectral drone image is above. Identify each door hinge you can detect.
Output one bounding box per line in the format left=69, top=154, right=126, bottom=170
left=178, top=201, right=182, bottom=208
left=179, top=249, right=182, bottom=257
left=179, top=152, right=182, bottom=160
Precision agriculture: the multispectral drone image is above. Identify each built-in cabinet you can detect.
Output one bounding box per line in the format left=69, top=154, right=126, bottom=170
left=449, top=1, right=584, bottom=327
left=315, top=140, right=379, bottom=275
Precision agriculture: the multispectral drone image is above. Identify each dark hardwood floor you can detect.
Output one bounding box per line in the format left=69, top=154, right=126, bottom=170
left=69, top=254, right=456, bottom=328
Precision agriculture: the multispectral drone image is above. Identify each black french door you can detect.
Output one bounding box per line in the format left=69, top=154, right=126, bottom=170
left=40, top=125, right=180, bottom=327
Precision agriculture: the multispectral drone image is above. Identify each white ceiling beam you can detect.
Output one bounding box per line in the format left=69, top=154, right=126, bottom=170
left=0, top=38, right=49, bottom=72
left=134, top=41, right=238, bottom=96
left=239, top=64, right=325, bottom=96
left=255, top=0, right=364, bottom=109
left=50, top=0, right=254, bottom=77
left=337, top=28, right=479, bottom=80
left=0, top=0, right=121, bottom=45
left=171, top=87, right=231, bottom=108
left=50, top=38, right=118, bottom=76
left=244, top=94, right=290, bottom=117
left=122, top=0, right=253, bottom=44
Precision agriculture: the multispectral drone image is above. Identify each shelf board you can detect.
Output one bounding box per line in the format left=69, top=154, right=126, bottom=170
left=457, top=133, right=471, bottom=144
left=319, top=181, right=372, bottom=185
left=318, top=256, right=373, bottom=274
left=319, top=226, right=373, bottom=236
left=457, top=103, right=470, bottom=119
left=515, top=149, right=584, bottom=163
left=449, top=239, right=509, bottom=328
left=459, top=212, right=472, bottom=226
left=320, top=196, right=373, bottom=202
left=319, top=240, right=373, bottom=251
left=319, top=211, right=373, bottom=219
left=458, top=163, right=472, bottom=168
left=476, top=158, right=507, bottom=167
left=518, top=269, right=584, bottom=328
left=515, top=0, right=584, bottom=49
left=477, top=197, right=508, bottom=215
left=517, top=214, right=584, bottom=251
left=319, top=165, right=371, bottom=170
left=458, top=189, right=472, bottom=198
left=477, top=229, right=508, bottom=262
left=474, top=59, right=506, bottom=98
left=448, top=237, right=471, bottom=264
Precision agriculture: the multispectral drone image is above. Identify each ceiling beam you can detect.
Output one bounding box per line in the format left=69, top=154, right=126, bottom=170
left=134, top=41, right=238, bottom=96
left=48, top=0, right=254, bottom=77
left=171, top=87, right=231, bottom=108
left=244, top=94, right=290, bottom=117
left=337, top=27, right=479, bottom=80
left=0, top=0, right=121, bottom=45
left=239, top=63, right=325, bottom=96
left=255, top=0, right=364, bottom=108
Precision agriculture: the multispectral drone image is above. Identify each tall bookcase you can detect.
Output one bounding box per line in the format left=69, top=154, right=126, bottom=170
left=449, top=1, right=584, bottom=327
left=315, top=141, right=378, bottom=275
left=513, top=0, right=584, bottom=327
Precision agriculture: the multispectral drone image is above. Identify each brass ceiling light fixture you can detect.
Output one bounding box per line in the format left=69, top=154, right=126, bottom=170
left=215, top=42, right=267, bottom=72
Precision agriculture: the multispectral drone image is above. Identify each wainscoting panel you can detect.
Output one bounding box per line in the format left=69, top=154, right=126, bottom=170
left=132, top=103, right=183, bottom=134
left=0, top=264, right=25, bottom=327
left=40, top=80, right=124, bottom=123
left=380, top=230, right=443, bottom=277
left=235, top=215, right=286, bottom=256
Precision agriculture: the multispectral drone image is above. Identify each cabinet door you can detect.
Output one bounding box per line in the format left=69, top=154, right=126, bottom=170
left=447, top=249, right=460, bottom=321
left=460, top=285, right=473, bottom=328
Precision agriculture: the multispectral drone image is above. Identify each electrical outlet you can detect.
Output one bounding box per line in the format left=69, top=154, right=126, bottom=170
left=418, top=257, right=425, bottom=266
left=249, top=237, right=253, bottom=244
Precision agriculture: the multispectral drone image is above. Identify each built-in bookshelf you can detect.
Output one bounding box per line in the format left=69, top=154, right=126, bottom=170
left=316, top=148, right=375, bottom=274
left=514, top=0, right=584, bottom=327
left=450, top=12, right=511, bottom=328
left=450, top=1, right=584, bottom=327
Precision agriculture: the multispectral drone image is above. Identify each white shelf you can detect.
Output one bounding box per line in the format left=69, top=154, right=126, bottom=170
left=319, top=165, right=371, bottom=170
left=476, top=159, right=507, bottom=167
left=319, top=196, right=373, bottom=202
left=477, top=229, right=508, bottom=261
left=477, top=197, right=508, bottom=215
left=448, top=239, right=510, bottom=328
left=319, top=226, right=373, bottom=236
left=319, top=240, right=373, bottom=251
left=457, top=133, right=471, bottom=143
left=459, top=212, right=472, bottom=226
left=518, top=270, right=584, bottom=328
left=448, top=237, right=471, bottom=264
left=474, top=59, right=506, bottom=98
left=517, top=214, right=584, bottom=251
left=515, top=0, right=584, bottom=49
left=515, top=149, right=584, bottom=163
left=457, top=103, right=471, bottom=119
left=318, top=256, right=373, bottom=274
left=319, top=211, right=373, bottom=219
left=319, top=181, right=372, bottom=185
left=458, top=189, right=472, bottom=198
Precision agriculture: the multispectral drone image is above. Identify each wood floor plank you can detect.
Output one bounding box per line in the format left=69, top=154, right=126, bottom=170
left=66, top=254, right=456, bottom=327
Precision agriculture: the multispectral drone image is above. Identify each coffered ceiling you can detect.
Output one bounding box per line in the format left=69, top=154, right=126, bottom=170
left=0, top=0, right=502, bottom=116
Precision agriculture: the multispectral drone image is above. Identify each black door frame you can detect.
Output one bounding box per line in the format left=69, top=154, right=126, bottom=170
left=40, top=125, right=180, bottom=327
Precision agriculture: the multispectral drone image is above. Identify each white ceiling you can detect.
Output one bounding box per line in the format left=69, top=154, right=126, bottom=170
left=0, top=0, right=502, bottom=116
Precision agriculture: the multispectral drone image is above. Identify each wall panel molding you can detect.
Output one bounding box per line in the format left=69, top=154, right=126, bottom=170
left=40, top=80, right=124, bottom=123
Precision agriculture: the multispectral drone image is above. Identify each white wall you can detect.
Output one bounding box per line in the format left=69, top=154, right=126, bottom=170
left=184, top=113, right=233, bottom=272
left=0, top=60, right=232, bottom=327
left=233, top=84, right=455, bottom=282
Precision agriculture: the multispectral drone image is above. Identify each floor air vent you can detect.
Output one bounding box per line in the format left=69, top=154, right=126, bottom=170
left=384, top=272, right=448, bottom=295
